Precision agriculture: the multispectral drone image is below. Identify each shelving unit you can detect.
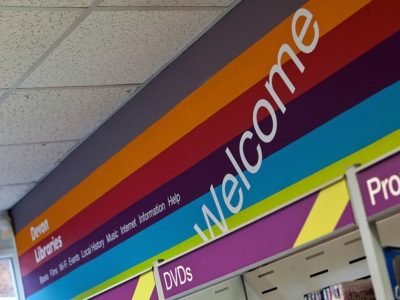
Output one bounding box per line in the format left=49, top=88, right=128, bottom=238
left=243, top=231, right=369, bottom=299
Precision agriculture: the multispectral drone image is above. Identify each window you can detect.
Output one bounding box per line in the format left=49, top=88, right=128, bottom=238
left=0, top=258, right=18, bottom=300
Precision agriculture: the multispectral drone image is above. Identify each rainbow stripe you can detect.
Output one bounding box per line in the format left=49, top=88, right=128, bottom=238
left=28, top=82, right=400, bottom=300
left=15, top=0, right=400, bottom=299
left=16, top=0, right=374, bottom=255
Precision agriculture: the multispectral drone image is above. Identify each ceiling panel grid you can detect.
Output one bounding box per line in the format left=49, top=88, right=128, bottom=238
left=0, top=142, right=77, bottom=185
left=0, top=9, right=82, bottom=88
left=0, top=86, right=136, bottom=145
left=1, top=0, right=233, bottom=7
left=21, top=9, right=222, bottom=87
left=0, top=0, right=235, bottom=210
left=0, top=1, right=90, bottom=7
left=0, top=184, right=36, bottom=211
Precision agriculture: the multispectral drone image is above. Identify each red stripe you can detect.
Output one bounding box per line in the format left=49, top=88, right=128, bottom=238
left=19, top=0, right=400, bottom=276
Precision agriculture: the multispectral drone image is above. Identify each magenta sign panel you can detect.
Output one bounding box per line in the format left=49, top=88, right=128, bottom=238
left=357, top=151, right=400, bottom=218
left=157, top=191, right=355, bottom=298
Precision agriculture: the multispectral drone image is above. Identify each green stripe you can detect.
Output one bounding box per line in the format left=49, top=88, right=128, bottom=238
left=75, top=129, right=400, bottom=300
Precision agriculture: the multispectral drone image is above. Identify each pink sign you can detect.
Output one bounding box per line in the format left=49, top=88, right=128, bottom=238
left=357, top=152, right=400, bottom=217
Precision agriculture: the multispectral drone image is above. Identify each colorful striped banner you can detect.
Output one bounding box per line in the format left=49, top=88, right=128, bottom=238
left=75, top=129, right=400, bottom=300
left=16, top=0, right=372, bottom=256
left=28, top=83, right=400, bottom=300
left=20, top=0, right=400, bottom=278
left=21, top=34, right=400, bottom=295
left=13, top=0, right=400, bottom=299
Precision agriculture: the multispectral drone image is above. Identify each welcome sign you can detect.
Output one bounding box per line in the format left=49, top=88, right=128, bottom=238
left=12, top=0, right=400, bottom=299
left=193, top=6, right=319, bottom=242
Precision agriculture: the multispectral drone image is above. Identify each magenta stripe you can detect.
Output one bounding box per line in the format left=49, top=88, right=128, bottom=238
left=159, top=193, right=318, bottom=298
left=150, top=288, right=158, bottom=300
left=335, top=202, right=355, bottom=231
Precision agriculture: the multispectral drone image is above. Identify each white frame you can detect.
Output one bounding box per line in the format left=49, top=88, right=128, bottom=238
left=0, top=247, right=25, bottom=300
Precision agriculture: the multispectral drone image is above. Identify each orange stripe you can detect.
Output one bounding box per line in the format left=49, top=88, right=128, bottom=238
left=16, top=0, right=370, bottom=255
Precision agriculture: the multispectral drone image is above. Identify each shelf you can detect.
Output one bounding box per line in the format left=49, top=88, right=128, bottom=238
left=243, top=231, right=369, bottom=299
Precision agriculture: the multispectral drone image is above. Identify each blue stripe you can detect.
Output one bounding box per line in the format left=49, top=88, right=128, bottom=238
left=29, top=81, right=400, bottom=300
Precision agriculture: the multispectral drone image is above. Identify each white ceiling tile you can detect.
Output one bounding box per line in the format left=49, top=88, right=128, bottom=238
left=0, top=141, right=77, bottom=185
left=0, top=9, right=82, bottom=89
left=22, top=9, right=221, bottom=87
left=0, top=0, right=91, bottom=7
left=0, top=183, right=35, bottom=211
left=0, top=86, right=136, bottom=145
left=101, top=0, right=234, bottom=6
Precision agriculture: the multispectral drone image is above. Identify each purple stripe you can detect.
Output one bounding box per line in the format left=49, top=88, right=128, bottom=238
left=159, top=193, right=317, bottom=297
left=150, top=288, right=159, bottom=300
left=335, top=202, right=355, bottom=230
left=91, top=277, right=139, bottom=300
left=23, top=33, right=400, bottom=296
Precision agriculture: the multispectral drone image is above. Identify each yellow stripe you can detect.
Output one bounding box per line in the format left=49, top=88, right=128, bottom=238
left=294, top=180, right=350, bottom=247
left=132, top=271, right=155, bottom=300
